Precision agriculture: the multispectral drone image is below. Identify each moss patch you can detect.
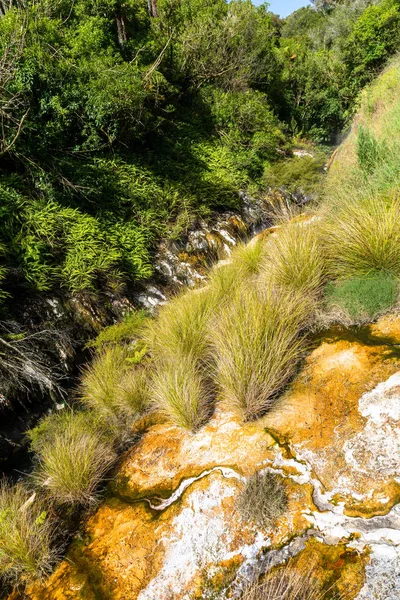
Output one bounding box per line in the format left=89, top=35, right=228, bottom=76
left=325, top=272, right=398, bottom=322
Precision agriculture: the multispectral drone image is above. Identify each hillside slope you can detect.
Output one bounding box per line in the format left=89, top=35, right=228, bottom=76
left=7, top=56, right=400, bottom=600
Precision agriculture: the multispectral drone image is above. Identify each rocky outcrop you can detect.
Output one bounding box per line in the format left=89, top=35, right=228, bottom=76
left=17, top=314, right=400, bottom=599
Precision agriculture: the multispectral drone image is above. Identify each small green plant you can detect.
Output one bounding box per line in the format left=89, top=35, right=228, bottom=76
left=237, top=471, right=288, bottom=528
left=325, top=272, right=398, bottom=322
left=213, top=285, right=312, bottom=420
left=29, top=411, right=116, bottom=507
left=87, top=310, right=148, bottom=350
left=0, top=481, right=56, bottom=585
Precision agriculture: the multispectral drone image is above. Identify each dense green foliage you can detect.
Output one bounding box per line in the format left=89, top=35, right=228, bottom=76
left=1, top=0, right=400, bottom=306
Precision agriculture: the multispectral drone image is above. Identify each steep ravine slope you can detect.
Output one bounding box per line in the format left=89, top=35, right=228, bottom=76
left=8, top=58, right=400, bottom=600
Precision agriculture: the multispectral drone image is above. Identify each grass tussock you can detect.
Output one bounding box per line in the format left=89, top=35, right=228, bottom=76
left=0, top=481, right=56, bottom=585
left=116, top=367, right=150, bottom=418
left=80, top=346, right=149, bottom=438
left=145, top=288, right=217, bottom=364
left=29, top=411, right=116, bottom=507
left=151, top=354, right=213, bottom=430
left=209, top=239, right=268, bottom=298
left=323, top=195, right=400, bottom=280
left=146, top=289, right=217, bottom=430
left=213, top=285, right=312, bottom=421
left=261, top=220, right=325, bottom=296
left=237, top=472, right=288, bottom=529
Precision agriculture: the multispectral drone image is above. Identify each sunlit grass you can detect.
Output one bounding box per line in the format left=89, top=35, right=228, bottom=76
left=0, top=481, right=56, bottom=585
left=29, top=411, right=116, bottom=507
left=213, top=284, right=313, bottom=420
left=261, top=220, right=325, bottom=296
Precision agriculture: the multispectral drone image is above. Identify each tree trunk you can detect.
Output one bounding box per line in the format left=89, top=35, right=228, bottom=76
left=148, top=0, right=158, bottom=17
left=116, top=13, right=127, bottom=49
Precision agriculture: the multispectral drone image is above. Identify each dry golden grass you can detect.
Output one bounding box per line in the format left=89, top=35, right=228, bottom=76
left=242, top=563, right=349, bottom=600
left=237, top=472, right=288, bottom=528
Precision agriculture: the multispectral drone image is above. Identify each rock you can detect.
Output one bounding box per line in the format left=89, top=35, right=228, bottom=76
left=21, top=315, right=400, bottom=599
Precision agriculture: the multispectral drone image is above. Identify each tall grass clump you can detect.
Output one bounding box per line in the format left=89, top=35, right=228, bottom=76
left=213, top=285, right=312, bottom=420
left=0, top=481, right=56, bottom=585
left=209, top=239, right=267, bottom=299
left=29, top=411, right=116, bottom=507
left=356, top=125, right=386, bottom=176
left=145, top=288, right=217, bottom=363
left=151, top=354, right=213, bottom=430
left=323, top=195, right=400, bottom=279
left=146, top=289, right=218, bottom=430
left=80, top=346, right=149, bottom=440
left=261, top=221, right=325, bottom=296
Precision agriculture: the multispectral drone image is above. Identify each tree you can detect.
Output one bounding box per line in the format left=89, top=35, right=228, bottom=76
left=311, top=0, right=344, bottom=11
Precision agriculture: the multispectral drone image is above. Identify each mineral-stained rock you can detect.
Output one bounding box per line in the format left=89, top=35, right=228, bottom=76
left=18, top=315, right=400, bottom=600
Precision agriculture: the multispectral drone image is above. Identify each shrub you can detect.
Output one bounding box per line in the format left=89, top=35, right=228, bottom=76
left=263, top=154, right=325, bottom=195
left=213, top=285, right=312, bottom=420
left=150, top=354, right=213, bottom=431
left=0, top=481, right=56, bottom=585
left=261, top=221, right=325, bottom=297
left=237, top=472, right=288, bottom=528
left=325, top=272, right=398, bottom=323
left=29, top=411, right=116, bottom=507
left=323, top=195, right=400, bottom=279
